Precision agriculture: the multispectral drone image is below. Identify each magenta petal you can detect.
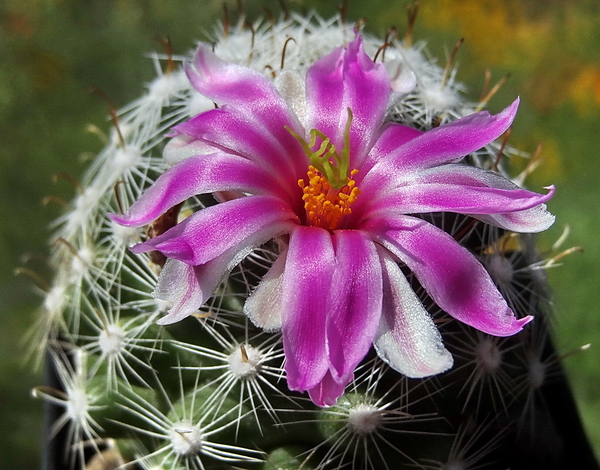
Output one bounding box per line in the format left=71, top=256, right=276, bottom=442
left=188, top=44, right=295, bottom=112
left=396, top=164, right=556, bottom=232
left=308, top=370, right=350, bottom=407
left=304, top=45, right=344, bottom=143
left=172, top=107, right=305, bottom=183
left=374, top=247, right=453, bottom=377
left=367, top=215, right=532, bottom=336
left=110, top=153, right=291, bottom=227
left=327, top=230, right=382, bottom=384
left=183, top=44, right=306, bottom=177
left=282, top=226, right=335, bottom=391
left=364, top=180, right=555, bottom=221
left=131, top=195, right=298, bottom=265
left=361, top=100, right=519, bottom=193
left=305, top=36, right=390, bottom=166
left=357, top=122, right=423, bottom=179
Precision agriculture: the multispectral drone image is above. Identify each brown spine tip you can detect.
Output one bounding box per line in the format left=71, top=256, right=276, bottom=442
left=404, top=0, right=419, bottom=48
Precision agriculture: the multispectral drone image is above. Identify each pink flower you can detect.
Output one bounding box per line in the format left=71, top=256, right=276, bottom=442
left=112, top=35, right=554, bottom=406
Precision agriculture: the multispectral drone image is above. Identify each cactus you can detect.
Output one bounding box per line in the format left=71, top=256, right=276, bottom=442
left=31, top=9, right=598, bottom=470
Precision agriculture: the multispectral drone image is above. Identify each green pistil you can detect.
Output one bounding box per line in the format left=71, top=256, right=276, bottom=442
left=287, top=108, right=353, bottom=190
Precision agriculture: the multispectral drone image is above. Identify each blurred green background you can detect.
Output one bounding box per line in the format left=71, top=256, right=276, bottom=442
left=1, top=0, right=598, bottom=468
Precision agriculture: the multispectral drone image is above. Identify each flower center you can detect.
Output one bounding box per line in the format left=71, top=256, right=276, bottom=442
left=298, top=166, right=360, bottom=230
left=288, top=108, right=361, bottom=230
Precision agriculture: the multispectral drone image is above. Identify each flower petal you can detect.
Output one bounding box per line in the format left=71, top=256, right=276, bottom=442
left=111, top=154, right=292, bottom=227
left=182, top=44, right=306, bottom=177
left=282, top=226, right=335, bottom=391
left=396, top=164, right=556, bottom=232
left=374, top=247, right=453, bottom=377
left=477, top=203, right=555, bottom=232
left=163, top=135, right=214, bottom=166
left=131, top=195, right=298, bottom=265
left=361, top=99, right=519, bottom=193
left=305, top=35, right=390, bottom=167
left=327, top=230, right=382, bottom=384
left=367, top=215, right=533, bottom=336
left=244, top=248, right=287, bottom=332
left=308, top=370, right=349, bottom=407
left=187, top=44, right=296, bottom=112
left=368, top=182, right=554, bottom=218
left=172, top=108, right=304, bottom=183
left=154, top=242, right=256, bottom=325
left=152, top=259, right=204, bottom=325
left=357, top=122, right=423, bottom=179
left=360, top=165, right=555, bottom=224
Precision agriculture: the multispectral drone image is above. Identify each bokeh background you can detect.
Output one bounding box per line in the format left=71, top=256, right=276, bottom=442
left=1, top=0, right=598, bottom=468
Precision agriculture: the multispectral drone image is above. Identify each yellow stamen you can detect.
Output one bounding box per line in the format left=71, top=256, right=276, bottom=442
left=288, top=107, right=360, bottom=229
left=298, top=166, right=361, bottom=230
